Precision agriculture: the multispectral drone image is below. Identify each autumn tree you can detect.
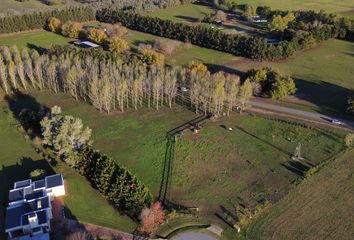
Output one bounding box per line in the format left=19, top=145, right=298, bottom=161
left=154, top=38, right=181, bottom=55
left=107, top=37, right=129, bottom=54
left=243, top=5, right=256, bottom=21
left=225, top=73, right=240, bottom=116
left=61, top=21, right=83, bottom=38
left=215, top=10, right=227, bottom=22
left=47, top=17, right=61, bottom=33
left=101, top=23, right=128, bottom=37
left=41, top=106, right=92, bottom=166
left=138, top=202, right=165, bottom=234
left=238, top=79, right=253, bottom=111
left=268, top=13, right=295, bottom=32
left=139, top=48, right=165, bottom=65
left=87, top=28, right=107, bottom=44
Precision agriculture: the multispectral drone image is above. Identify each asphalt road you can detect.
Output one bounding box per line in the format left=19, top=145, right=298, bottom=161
left=249, top=100, right=354, bottom=129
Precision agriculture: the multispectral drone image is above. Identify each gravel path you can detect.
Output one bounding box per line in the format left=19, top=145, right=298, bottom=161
left=170, top=231, right=218, bottom=240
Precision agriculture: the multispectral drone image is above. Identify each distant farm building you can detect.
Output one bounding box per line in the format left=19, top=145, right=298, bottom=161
left=5, top=174, right=66, bottom=240
left=73, top=41, right=100, bottom=48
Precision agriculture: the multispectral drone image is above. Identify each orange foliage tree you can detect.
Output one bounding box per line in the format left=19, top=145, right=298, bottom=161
left=138, top=201, right=166, bottom=234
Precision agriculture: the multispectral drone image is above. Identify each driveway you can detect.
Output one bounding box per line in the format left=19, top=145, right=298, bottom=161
left=249, top=100, right=354, bottom=129
left=170, top=231, right=218, bottom=240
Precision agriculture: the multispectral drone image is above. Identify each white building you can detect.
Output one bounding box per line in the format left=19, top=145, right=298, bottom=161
left=5, top=174, right=65, bottom=240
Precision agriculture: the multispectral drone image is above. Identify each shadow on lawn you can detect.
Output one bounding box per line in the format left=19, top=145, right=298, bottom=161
left=5, top=90, right=49, bottom=138
left=294, top=78, right=353, bottom=119
left=174, top=15, right=200, bottom=23
left=0, top=158, right=54, bottom=232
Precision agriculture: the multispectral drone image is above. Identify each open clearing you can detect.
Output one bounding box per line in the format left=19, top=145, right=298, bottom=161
left=0, top=96, right=136, bottom=237
left=21, top=90, right=345, bottom=224
left=228, top=39, right=354, bottom=116
left=0, top=31, right=72, bottom=49
left=148, top=2, right=354, bottom=21
left=238, top=149, right=354, bottom=240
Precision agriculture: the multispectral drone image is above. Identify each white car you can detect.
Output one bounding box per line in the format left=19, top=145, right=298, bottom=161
left=180, top=87, right=189, bottom=92
left=331, top=119, right=342, bottom=125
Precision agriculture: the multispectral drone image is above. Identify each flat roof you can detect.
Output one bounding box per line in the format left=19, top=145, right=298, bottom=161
left=15, top=179, right=32, bottom=189
left=46, top=174, right=63, bottom=188
left=22, top=210, right=48, bottom=226
left=33, top=180, right=45, bottom=190
left=74, top=40, right=100, bottom=48
left=5, top=196, right=50, bottom=230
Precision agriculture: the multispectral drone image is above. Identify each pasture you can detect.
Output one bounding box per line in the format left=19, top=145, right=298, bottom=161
left=0, top=96, right=136, bottom=236
left=239, top=149, right=354, bottom=240
left=0, top=0, right=77, bottom=15
left=228, top=39, right=354, bottom=116
left=24, top=90, right=345, bottom=224
left=0, top=30, right=72, bottom=49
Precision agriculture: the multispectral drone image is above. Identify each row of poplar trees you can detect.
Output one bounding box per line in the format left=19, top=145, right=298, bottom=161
left=0, top=45, right=252, bottom=116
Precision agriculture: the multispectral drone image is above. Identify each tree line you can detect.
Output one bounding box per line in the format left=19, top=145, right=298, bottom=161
left=40, top=106, right=152, bottom=217
left=96, top=8, right=281, bottom=60
left=0, top=6, right=95, bottom=34
left=96, top=6, right=353, bottom=61
left=78, top=0, right=196, bottom=12
left=0, top=45, right=253, bottom=115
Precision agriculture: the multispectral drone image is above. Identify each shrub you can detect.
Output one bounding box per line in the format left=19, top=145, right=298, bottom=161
left=139, top=47, right=165, bottom=65
left=107, top=37, right=129, bottom=54
left=347, top=95, right=354, bottom=114
left=30, top=169, right=46, bottom=179
left=345, top=134, right=354, bottom=148
left=47, top=17, right=61, bottom=33
left=154, top=38, right=181, bottom=55
left=87, top=28, right=107, bottom=43
left=101, top=23, right=128, bottom=37
left=61, top=21, right=83, bottom=38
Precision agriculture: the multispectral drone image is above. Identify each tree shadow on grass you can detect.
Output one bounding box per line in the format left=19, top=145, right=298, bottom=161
left=294, top=78, right=353, bottom=119
left=174, top=15, right=200, bottom=23
left=0, top=157, right=54, bottom=233
left=26, top=43, right=47, bottom=54
left=5, top=90, right=49, bottom=138
left=281, top=160, right=312, bottom=176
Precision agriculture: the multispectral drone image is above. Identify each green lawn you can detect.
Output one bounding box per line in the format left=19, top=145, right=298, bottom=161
left=227, top=39, right=354, bottom=116
left=26, top=90, right=345, bottom=223
left=0, top=30, right=72, bottom=49
left=146, top=4, right=215, bottom=23
left=239, top=149, right=354, bottom=240
left=0, top=97, right=136, bottom=236
left=0, top=0, right=77, bottom=14
left=147, top=2, right=354, bottom=22
left=236, top=0, right=354, bottom=18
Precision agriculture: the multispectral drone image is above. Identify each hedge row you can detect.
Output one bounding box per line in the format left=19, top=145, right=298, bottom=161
left=0, top=6, right=95, bottom=34
left=76, top=146, right=152, bottom=217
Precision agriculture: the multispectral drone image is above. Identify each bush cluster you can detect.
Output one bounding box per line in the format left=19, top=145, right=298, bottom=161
left=0, top=7, right=95, bottom=34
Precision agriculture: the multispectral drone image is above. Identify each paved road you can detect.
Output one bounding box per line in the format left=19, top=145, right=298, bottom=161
left=170, top=231, right=218, bottom=240
left=249, top=100, right=354, bottom=129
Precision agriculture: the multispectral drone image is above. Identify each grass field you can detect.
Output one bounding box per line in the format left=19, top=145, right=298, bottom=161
left=148, top=2, right=354, bottom=22
left=236, top=0, right=354, bottom=18
left=238, top=149, right=354, bottom=240
left=227, top=39, right=354, bottom=116
left=0, top=30, right=72, bottom=49
left=147, top=4, right=214, bottom=23
left=24, top=91, right=345, bottom=222
left=0, top=0, right=77, bottom=15
left=0, top=97, right=136, bottom=236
